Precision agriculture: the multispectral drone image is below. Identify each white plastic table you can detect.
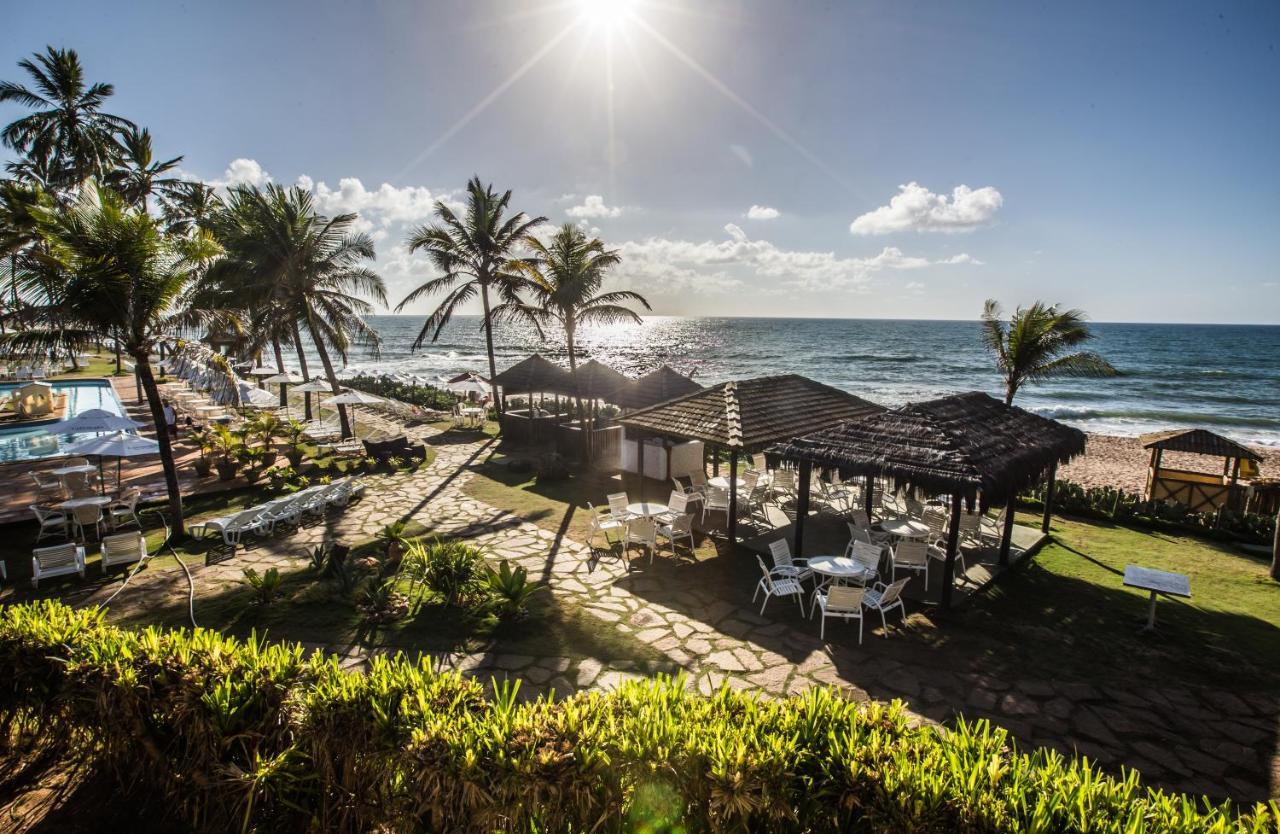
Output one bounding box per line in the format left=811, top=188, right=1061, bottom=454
left=50, top=464, right=98, bottom=478
left=59, top=495, right=111, bottom=511
left=1123, top=565, right=1190, bottom=631
left=626, top=502, right=670, bottom=518
left=707, top=476, right=746, bottom=491
left=877, top=517, right=929, bottom=540
left=807, top=555, right=876, bottom=589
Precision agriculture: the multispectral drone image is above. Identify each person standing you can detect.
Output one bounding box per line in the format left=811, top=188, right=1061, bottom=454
left=162, top=400, right=178, bottom=438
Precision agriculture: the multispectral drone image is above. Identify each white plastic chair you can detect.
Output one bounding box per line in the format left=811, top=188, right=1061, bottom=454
left=657, top=512, right=695, bottom=556
left=753, top=555, right=806, bottom=616
left=624, top=516, right=657, bottom=562
left=107, top=489, right=142, bottom=531
left=31, top=504, right=68, bottom=543
left=71, top=503, right=105, bottom=542
left=863, top=578, right=909, bottom=637
left=812, top=585, right=866, bottom=641
left=702, top=486, right=730, bottom=524
left=586, top=502, right=624, bottom=548
left=768, top=538, right=812, bottom=583
left=31, top=543, right=86, bottom=587
left=607, top=492, right=635, bottom=522
left=100, top=531, right=146, bottom=569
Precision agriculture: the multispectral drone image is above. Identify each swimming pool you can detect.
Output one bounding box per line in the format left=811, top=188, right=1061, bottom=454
left=0, top=380, right=129, bottom=463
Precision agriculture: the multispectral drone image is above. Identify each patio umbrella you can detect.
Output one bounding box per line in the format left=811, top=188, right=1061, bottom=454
left=321, top=389, right=384, bottom=438
left=263, top=370, right=303, bottom=413
left=293, top=378, right=334, bottom=422
left=47, top=408, right=144, bottom=434
left=237, top=382, right=277, bottom=408
left=62, top=430, right=160, bottom=491
left=448, top=378, right=491, bottom=398
left=246, top=365, right=277, bottom=377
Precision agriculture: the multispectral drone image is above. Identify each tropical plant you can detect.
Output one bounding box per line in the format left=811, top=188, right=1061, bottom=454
left=104, top=125, right=182, bottom=209
left=376, top=520, right=415, bottom=561
left=509, top=222, right=648, bottom=421
left=483, top=560, right=541, bottom=620
left=980, top=299, right=1118, bottom=405
left=355, top=577, right=409, bottom=623
left=396, top=177, right=547, bottom=414
left=0, top=46, right=133, bottom=188
left=241, top=567, right=282, bottom=605
left=157, top=179, right=216, bottom=237
left=420, top=538, right=485, bottom=608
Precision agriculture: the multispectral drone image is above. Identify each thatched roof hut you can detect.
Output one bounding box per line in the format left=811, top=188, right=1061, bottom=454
left=615, top=365, right=703, bottom=410
left=572, top=359, right=632, bottom=403
left=1140, top=428, right=1261, bottom=462
left=771, top=391, right=1085, bottom=505
left=619, top=374, right=883, bottom=451
left=490, top=354, right=576, bottom=397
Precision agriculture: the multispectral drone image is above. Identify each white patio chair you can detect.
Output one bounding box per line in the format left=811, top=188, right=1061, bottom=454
left=768, top=468, right=796, bottom=503
left=107, top=489, right=142, bottom=531
left=221, top=508, right=266, bottom=547
left=71, top=503, right=105, bottom=542
left=586, top=502, right=624, bottom=548
left=811, top=585, right=866, bottom=642
left=958, top=511, right=983, bottom=546
left=191, top=507, right=260, bottom=541
left=607, top=492, right=635, bottom=522
left=657, top=490, right=689, bottom=523
left=624, top=516, right=658, bottom=562
left=863, top=578, right=910, bottom=637
left=31, top=504, right=69, bottom=543
left=738, top=470, right=762, bottom=517
left=31, top=543, right=86, bottom=587
left=848, top=541, right=883, bottom=583
left=752, top=555, right=806, bottom=616
left=768, top=538, right=812, bottom=583
left=924, top=509, right=949, bottom=548
left=657, top=512, right=695, bottom=557
left=688, top=468, right=709, bottom=497
left=750, top=453, right=767, bottom=472
left=701, top=486, right=730, bottom=524
left=30, top=471, right=62, bottom=498
left=904, top=496, right=926, bottom=520
left=100, top=531, right=147, bottom=569
left=980, top=505, right=1008, bottom=546
left=891, top=540, right=932, bottom=586
left=927, top=537, right=967, bottom=582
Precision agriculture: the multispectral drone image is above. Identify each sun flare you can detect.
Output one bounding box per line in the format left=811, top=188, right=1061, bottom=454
left=577, top=0, right=638, bottom=30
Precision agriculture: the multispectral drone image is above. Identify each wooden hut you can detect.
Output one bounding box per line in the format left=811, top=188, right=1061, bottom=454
left=619, top=374, right=884, bottom=544
left=1140, top=428, right=1262, bottom=513
left=770, top=391, right=1086, bottom=609
left=490, top=354, right=577, bottom=446
left=558, top=359, right=634, bottom=464
left=615, top=365, right=703, bottom=410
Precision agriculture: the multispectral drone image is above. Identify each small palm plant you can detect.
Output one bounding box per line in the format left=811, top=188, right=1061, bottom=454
left=241, top=567, right=282, bottom=605
left=484, top=560, right=542, bottom=620
left=980, top=299, right=1118, bottom=405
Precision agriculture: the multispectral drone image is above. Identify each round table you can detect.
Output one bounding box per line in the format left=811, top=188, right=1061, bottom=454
left=807, top=555, right=877, bottom=588
left=877, top=517, right=929, bottom=540
left=59, top=495, right=111, bottom=511
left=50, top=464, right=98, bottom=478
left=708, top=476, right=746, bottom=491
left=626, top=502, right=670, bottom=518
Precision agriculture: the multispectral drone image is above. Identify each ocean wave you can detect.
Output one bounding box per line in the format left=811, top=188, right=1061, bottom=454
left=833, top=353, right=925, bottom=364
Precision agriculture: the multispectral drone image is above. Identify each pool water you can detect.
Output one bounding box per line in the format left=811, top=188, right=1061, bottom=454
left=0, top=380, right=129, bottom=463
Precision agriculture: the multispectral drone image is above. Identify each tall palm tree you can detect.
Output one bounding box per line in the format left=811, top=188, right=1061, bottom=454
left=0, top=47, right=133, bottom=189
left=980, top=299, right=1117, bottom=405
left=396, top=177, right=546, bottom=414
left=158, top=180, right=216, bottom=237
left=32, top=185, right=220, bottom=534
left=506, top=223, right=648, bottom=420
left=207, top=184, right=386, bottom=435
left=105, top=126, right=183, bottom=210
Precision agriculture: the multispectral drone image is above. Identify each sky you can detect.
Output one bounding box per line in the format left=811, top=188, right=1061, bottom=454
left=3, top=0, right=1278, bottom=323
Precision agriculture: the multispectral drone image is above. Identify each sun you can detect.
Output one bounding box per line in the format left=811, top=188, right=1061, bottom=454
left=577, top=0, right=638, bottom=30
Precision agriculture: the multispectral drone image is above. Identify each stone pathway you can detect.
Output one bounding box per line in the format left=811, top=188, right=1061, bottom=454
left=66, top=425, right=1277, bottom=803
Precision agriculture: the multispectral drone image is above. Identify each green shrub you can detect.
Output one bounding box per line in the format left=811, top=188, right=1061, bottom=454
left=484, top=559, right=541, bottom=620
left=420, top=538, right=486, bottom=608
left=0, top=601, right=1275, bottom=833
left=241, top=567, right=283, bottom=604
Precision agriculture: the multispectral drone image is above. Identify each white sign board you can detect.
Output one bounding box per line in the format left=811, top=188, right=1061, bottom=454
left=1123, top=565, right=1191, bottom=598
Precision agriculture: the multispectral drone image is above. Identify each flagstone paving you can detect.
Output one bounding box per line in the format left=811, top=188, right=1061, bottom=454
left=69, top=425, right=1277, bottom=803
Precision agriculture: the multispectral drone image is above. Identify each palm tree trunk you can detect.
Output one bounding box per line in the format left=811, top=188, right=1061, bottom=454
left=291, top=320, right=312, bottom=421
left=271, top=336, right=288, bottom=408
left=304, top=313, right=351, bottom=438
left=479, top=278, right=502, bottom=417
left=566, top=321, right=586, bottom=426
left=134, top=353, right=185, bottom=535
left=113, top=326, right=122, bottom=374
left=1271, top=507, right=1280, bottom=582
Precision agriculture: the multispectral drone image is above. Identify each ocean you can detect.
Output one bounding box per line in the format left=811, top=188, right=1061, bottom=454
left=319, top=316, right=1280, bottom=446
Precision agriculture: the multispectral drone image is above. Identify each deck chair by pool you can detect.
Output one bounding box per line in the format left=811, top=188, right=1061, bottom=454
left=100, top=531, right=146, bottom=569
left=31, top=543, right=86, bottom=587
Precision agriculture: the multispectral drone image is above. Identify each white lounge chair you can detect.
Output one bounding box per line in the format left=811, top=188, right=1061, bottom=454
left=31, top=543, right=86, bottom=587
left=812, top=585, right=866, bottom=642
left=863, top=578, right=909, bottom=637
left=100, top=531, right=146, bottom=569
left=753, top=555, right=806, bottom=616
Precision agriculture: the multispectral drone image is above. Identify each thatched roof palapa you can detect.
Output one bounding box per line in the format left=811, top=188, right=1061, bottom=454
left=1140, top=428, right=1261, bottom=462
left=615, top=365, right=703, bottom=410
left=770, top=391, right=1086, bottom=506
left=490, top=354, right=576, bottom=396
left=572, top=359, right=632, bottom=403
left=619, top=374, right=884, bottom=451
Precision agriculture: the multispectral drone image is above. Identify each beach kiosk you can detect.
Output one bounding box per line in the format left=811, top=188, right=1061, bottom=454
left=1141, top=428, right=1261, bottom=513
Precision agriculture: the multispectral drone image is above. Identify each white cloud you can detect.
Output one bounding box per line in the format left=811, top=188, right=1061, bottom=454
left=300, top=176, right=449, bottom=226
left=850, top=182, right=1003, bottom=235
left=746, top=205, right=780, bottom=221
left=211, top=158, right=272, bottom=189
left=565, top=194, right=623, bottom=219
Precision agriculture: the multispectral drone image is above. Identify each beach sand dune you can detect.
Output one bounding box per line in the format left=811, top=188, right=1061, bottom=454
left=1060, top=434, right=1280, bottom=495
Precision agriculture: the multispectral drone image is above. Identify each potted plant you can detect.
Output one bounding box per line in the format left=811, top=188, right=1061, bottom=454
left=212, top=424, right=242, bottom=481
left=238, top=445, right=269, bottom=482
left=282, top=419, right=308, bottom=467
left=190, top=427, right=215, bottom=477
left=376, top=521, right=415, bottom=569
left=249, top=413, right=283, bottom=467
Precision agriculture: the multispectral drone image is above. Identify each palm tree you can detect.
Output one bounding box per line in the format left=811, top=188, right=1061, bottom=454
left=396, top=177, right=546, bottom=414
left=105, top=126, right=183, bottom=210
left=207, top=184, right=386, bottom=436
left=158, top=180, right=216, bottom=236
left=31, top=185, right=220, bottom=534
left=980, top=299, right=1117, bottom=405
left=506, top=223, right=648, bottom=420
left=0, top=47, right=133, bottom=189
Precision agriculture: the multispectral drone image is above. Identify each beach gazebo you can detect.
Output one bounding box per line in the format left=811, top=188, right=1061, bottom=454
left=491, top=354, right=577, bottom=444
left=615, top=365, right=702, bottom=410
left=618, top=374, right=884, bottom=544
left=771, top=391, right=1086, bottom=609
left=1140, top=428, right=1262, bottom=513
left=572, top=359, right=632, bottom=405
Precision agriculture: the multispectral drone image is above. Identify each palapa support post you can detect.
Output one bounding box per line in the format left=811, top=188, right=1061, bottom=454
left=728, top=450, right=739, bottom=547
left=1041, top=462, right=1058, bottom=534
left=795, top=459, right=812, bottom=557
left=941, top=493, right=964, bottom=610
left=998, top=494, right=1016, bottom=566
left=636, top=429, right=646, bottom=502
left=864, top=474, right=875, bottom=520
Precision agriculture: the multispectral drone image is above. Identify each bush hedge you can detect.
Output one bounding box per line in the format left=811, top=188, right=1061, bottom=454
left=1, top=600, right=1275, bottom=833
left=1025, top=479, right=1276, bottom=543
left=345, top=373, right=458, bottom=411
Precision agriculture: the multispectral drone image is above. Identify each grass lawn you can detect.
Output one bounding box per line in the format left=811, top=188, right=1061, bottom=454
left=48, top=350, right=131, bottom=380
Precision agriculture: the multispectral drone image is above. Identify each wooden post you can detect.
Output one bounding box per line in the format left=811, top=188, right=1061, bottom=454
left=998, top=494, right=1016, bottom=566
left=941, top=493, right=963, bottom=610
left=1041, top=462, right=1058, bottom=534
left=728, top=450, right=739, bottom=547
left=864, top=474, right=875, bottom=520
left=1148, top=448, right=1163, bottom=499
left=795, top=459, right=812, bottom=557
left=636, top=430, right=645, bottom=502
left=713, top=446, right=721, bottom=477
left=1270, top=506, right=1280, bottom=582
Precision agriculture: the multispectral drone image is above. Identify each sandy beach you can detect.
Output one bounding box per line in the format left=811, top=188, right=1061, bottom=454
left=1059, top=433, right=1280, bottom=494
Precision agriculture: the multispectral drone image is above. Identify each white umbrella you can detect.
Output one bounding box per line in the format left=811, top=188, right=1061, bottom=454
left=320, top=389, right=383, bottom=439
left=448, top=378, right=491, bottom=397
left=263, top=370, right=303, bottom=415
left=62, top=430, right=160, bottom=491
left=237, top=382, right=277, bottom=408
left=47, top=408, right=143, bottom=434
left=246, top=366, right=277, bottom=377
left=292, top=378, right=333, bottom=423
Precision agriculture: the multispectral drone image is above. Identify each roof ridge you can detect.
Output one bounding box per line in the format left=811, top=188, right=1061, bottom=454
left=723, top=380, right=743, bottom=449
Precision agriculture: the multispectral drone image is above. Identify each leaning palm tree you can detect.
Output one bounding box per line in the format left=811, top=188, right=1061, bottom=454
left=506, top=223, right=648, bottom=420
left=396, top=177, right=546, bottom=414
left=980, top=299, right=1117, bottom=405
left=31, top=185, right=221, bottom=534
left=158, top=180, right=216, bottom=237
left=105, top=126, right=183, bottom=210
left=0, top=47, right=133, bottom=189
